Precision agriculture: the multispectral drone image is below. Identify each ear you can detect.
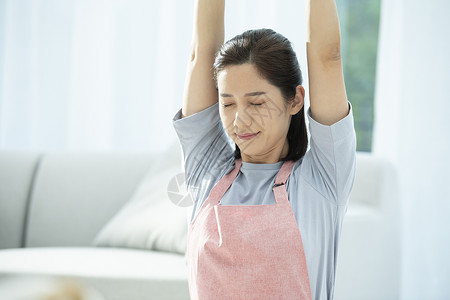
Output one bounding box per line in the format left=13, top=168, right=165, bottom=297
left=289, top=85, right=305, bottom=115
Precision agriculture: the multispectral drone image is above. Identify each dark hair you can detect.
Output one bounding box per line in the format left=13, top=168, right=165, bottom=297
left=213, top=28, right=308, bottom=162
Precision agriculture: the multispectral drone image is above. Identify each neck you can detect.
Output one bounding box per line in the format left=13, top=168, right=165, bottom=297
left=241, top=139, right=289, bottom=164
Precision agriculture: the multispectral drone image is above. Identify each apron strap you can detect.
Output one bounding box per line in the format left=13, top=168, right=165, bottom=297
left=274, top=160, right=296, bottom=186
left=272, top=160, right=296, bottom=204
left=208, top=158, right=242, bottom=203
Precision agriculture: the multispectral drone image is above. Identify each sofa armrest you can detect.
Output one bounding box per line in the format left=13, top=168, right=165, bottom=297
left=0, top=150, right=42, bottom=249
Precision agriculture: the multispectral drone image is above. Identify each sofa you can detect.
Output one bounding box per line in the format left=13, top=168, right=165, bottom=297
left=0, top=144, right=401, bottom=300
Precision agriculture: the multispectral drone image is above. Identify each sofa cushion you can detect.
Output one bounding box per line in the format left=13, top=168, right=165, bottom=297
left=93, top=142, right=189, bottom=254
left=25, top=152, right=154, bottom=247
left=0, top=247, right=189, bottom=300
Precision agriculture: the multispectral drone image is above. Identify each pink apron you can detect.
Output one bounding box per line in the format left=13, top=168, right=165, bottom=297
left=186, top=158, right=312, bottom=300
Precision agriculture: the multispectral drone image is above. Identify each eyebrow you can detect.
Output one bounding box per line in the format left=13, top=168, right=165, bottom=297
left=219, top=91, right=266, bottom=98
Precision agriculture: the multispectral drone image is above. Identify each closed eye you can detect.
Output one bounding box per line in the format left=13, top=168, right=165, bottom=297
left=222, top=102, right=263, bottom=108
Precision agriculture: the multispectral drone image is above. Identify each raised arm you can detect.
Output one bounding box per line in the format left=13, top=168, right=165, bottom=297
left=306, top=0, right=349, bottom=125
left=181, top=0, right=225, bottom=118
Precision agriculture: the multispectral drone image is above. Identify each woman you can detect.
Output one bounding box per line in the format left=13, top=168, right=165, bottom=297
left=172, top=0, right=356, bottom=299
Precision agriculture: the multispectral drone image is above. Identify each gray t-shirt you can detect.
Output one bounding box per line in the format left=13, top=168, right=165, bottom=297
left=172, top=102, right=356, bottom=300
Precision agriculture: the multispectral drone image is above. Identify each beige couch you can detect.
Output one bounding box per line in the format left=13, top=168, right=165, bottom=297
left=0, top=146, right=400, bottom=300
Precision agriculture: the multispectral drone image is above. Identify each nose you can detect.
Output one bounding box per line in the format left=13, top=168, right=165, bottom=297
left=233, top=109, right=252, bottom=128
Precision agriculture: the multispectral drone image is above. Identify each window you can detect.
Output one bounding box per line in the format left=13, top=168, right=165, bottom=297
left=337, top=0, right=381, bottom=152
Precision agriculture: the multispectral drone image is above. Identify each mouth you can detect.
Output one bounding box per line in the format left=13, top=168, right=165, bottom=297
left=237, top=132, right=260, bottom=140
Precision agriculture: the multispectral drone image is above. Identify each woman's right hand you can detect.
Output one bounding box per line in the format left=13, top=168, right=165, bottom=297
left=181, top=0, right=225, bottom=118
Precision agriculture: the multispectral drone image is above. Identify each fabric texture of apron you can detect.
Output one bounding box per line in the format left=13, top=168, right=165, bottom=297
left=186, top=158, right=312, bottom=300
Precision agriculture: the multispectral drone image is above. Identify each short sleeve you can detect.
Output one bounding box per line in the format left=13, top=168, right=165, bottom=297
left=172, top=103, right=234, bottom=202
left=300, top=103, right=357, bottom=206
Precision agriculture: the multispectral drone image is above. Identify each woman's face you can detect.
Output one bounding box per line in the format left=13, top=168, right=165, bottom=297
left=217, top=63, right=304, bottom=164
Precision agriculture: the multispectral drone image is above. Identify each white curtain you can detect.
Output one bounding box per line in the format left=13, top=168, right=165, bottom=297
left=373, top=0, right=450, bottom=299
left=0, top=0, right=307, bottom=152
left=0, top=0, right=187, bottom=151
